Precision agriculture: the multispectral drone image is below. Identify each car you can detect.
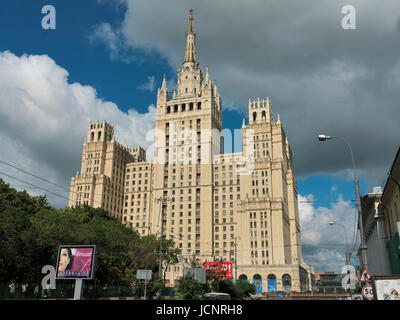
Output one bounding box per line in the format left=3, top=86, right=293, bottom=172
left=203, top=292, right=231, bottom=300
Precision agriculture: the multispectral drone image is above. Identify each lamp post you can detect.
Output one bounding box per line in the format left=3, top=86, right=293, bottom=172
left=329, top=221, right=351, bottom=266
left=318, top=134, right=368, bottom=270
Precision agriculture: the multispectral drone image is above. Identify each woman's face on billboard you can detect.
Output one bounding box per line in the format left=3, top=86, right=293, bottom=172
left=59, top=248, right=71, bottom=272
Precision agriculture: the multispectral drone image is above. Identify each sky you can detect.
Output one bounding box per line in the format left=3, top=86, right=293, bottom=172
left=1, top=0, right=399, bottom=274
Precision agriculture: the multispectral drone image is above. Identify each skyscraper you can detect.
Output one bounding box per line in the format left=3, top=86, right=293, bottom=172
left=69, top=10, right=313, bottom=292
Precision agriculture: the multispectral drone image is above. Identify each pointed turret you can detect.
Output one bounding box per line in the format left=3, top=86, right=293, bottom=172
left=157, top=73, right=169, bottom=103
left=214, top=80, right=219, bottom=97
left=205, top=66, right=210, bottom=84
left=161, top=72, right=167, bottom=90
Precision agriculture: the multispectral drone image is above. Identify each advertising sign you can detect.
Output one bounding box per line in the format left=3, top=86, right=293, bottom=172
left=56, top=245, right=96, bottom=279
left=136, top=269, right=152, bottom=280
left=268, top=280, right=277, bottom=292
left=254, top=280, right=263, bottom=293
left=203, top=262, right=233, bottom=278
left=372, top=277, right=400, bottom=300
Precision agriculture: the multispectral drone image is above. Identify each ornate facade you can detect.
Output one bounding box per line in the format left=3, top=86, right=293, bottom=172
left=69, top=10, right=314, bottom=292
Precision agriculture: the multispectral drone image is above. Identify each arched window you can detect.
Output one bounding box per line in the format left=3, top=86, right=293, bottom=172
left=197, top=102, right=201, bottom=110
left=98, top=131, right=102, bottom=140
left=282, top=274, right=292, bottom=288
left=189, top=102, right=194, bottom=111
left=174, top=105, right=178, bottom=113
left=91, top=132, right=94, bottom=141
left=182, top=104, right=186, bottom=112
left=239, top=274, right=248, bottom=282
left=166, top=106, right=171, bottom=114
left=253, top=112, right=257, bottom=122
left=267, top=274, right=276, bottom=280
left=253, top=274, right=262, bottom=280
left=262, top=110, right=266, bottom=121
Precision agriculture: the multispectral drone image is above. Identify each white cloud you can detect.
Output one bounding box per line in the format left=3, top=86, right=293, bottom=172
left=0, top=50, right=155, bottom=208
left=93, top=0, right=400, bottom=185
left=137, top=75, right=156, bottom=91
left=88, top=22, right=137, bottom=63
left=298, top=194, right=359, bottom=271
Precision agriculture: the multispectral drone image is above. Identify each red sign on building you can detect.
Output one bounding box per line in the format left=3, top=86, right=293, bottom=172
left=203, top=261, right=233, bottom=278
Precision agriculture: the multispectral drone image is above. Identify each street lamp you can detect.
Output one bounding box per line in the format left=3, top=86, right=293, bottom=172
left=329, top=221, right=351, bottom=266
left=317, top=134, right=368, bottom=270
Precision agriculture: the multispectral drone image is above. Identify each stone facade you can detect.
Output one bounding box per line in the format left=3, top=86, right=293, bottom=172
left=69, top=11, right=314, bottom=292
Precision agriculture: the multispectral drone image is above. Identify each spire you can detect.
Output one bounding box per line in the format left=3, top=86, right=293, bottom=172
left=189, top=8, right=194, bottom=33
left=173, top=86, right=177, bottom=98
left=184, top=9, right=197, bottom=63
left=161, top=73, right=167, bottom=90
left=158, top=72, right=170, bottom=102
left=266, top=96, right=271, bottom=108
left=214, top=80, right=219, bottom=96
left=277, top=114, right=281, bottom=124
left=205, top=66, right=210, bottom=83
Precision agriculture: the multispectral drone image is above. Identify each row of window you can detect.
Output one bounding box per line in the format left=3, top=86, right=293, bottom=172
left=250, top=221, right=268, bottom=228
left=126, top=166, right=149, bottom=172
left=214, top=242, right=235, bottom=248
left=125, top=180, right=149, bottom=186
left=125, top=186, right=149, bottom=192
left=251, top=251, right=269, bottom=258
left=76, top=185, right=90, bottom=191
left=249, top=212, right=268, bottom=219
left=250, top=240, right=269, bottom=248
left=250, top=231, right=268, bottom=238
left=166, top=102, right=202, bottom=113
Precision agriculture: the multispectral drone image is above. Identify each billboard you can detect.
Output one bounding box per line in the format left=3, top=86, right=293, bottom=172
left=268, top=280, right=277, bottom=292
left=203, top=262, right=233, bottom=278
left=372, top=276, right=400, bottom=300
left=254, top=279, right=263, bottom=293
left=56, top=245, right=97, bottom=279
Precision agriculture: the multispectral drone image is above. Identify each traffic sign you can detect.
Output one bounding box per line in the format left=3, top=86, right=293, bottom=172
left=136, top=269, right=152, bottom=280
left=362, top=284, right=374, bottom=300
left=359, top=267, right=372, bottom=282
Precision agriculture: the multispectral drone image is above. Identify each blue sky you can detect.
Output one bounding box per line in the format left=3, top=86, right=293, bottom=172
left=1, top=0, right=397, bottom=273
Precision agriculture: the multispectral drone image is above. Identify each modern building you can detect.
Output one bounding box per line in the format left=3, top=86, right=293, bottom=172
left=359, top=187, right=392, bottom=276
left=359, top=147, right=400, bottom=275
left=315, top=272, right=346, bottom=294
left=69, top=10, right=314, bottom=292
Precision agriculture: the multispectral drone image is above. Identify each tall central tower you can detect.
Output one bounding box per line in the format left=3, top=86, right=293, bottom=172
left=152, top=10, right=222, bottom=267
left=70, top=10, right=314, bottom=292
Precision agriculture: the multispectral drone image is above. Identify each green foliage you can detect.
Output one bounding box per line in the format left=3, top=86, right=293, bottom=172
left=0, top=179, right=51, bottom=214
left=235, top=281, right=256, bottom=298
left=176, top=275, right=209, bottom=300
left=210, top=279, right=256, bottom=299
left=0, top=178, right=180, bottom=289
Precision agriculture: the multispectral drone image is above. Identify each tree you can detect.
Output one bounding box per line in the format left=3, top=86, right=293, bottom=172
left=235, top=281, right=256, bottom=298
left=210, top=278, right=255, bottom=300
left=176, top=275, right=208, bottom=300
left=0, top=179, right=182, bottom=293
left=162, top=239, right=181, bottom=282
left=0, top=178, right=51, bottom=214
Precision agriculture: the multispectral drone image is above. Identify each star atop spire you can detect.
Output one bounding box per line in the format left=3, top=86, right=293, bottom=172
left=189, top=9, right=194, bottom=33
left=184, top=9, right=197, bottom=63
